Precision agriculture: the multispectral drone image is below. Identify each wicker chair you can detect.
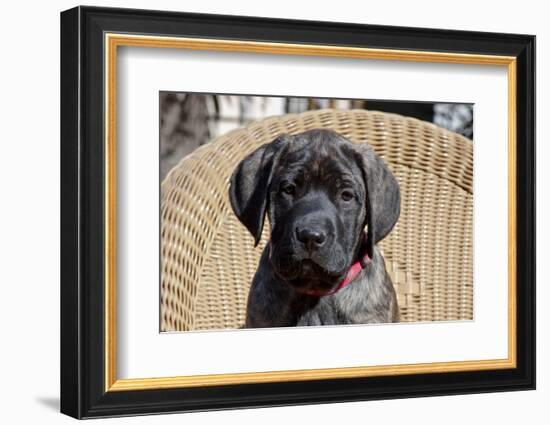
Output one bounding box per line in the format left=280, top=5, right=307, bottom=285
left=160, top=109, right=473, bottom=332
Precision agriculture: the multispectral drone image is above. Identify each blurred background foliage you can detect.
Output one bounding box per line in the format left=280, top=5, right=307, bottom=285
left=160, top=93, right=473, bottom=180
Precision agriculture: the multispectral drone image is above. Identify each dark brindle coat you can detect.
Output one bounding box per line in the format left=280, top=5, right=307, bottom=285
left=229, top=129, right=400, bottom=327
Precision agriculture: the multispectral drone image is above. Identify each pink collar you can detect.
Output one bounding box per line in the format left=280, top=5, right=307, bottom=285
left=303, top=233, right=371, bottom=297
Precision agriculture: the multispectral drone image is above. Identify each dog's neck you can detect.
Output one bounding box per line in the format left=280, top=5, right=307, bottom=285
left=302, top=232, right=371, bottom=297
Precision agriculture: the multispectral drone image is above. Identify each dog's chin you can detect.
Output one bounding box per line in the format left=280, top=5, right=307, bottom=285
left=276, top=259, right=346, bottom=293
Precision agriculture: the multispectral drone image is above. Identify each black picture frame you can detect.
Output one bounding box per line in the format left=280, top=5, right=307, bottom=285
left=60, top=5, right=535, bottom=419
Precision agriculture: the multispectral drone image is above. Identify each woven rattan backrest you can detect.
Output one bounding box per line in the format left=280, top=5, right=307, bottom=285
left=160, top=109, right=473, bottom=331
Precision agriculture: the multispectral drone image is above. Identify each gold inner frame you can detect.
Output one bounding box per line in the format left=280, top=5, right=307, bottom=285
left=104, top=33, right=517, bottom=392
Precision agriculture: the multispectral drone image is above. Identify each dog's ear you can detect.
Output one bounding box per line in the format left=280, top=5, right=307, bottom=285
left=229, top=134, right=290, bottom=246
left=353, top=143, right=401, bottom=257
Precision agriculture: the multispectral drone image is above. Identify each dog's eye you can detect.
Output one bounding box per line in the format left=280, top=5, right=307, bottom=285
left=281, top=184, right=296, bottom=196
left=341, top=190, right=354, bottom=201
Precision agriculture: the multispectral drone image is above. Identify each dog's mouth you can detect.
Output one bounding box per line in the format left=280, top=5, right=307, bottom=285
left=297, top=259, right=340, bottom=279
left=269, top=239, right=351, bottom=293
left=274, top=257, right=347, bottom=292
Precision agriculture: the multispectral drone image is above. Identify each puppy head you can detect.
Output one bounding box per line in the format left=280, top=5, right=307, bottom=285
left=229, top=129, right=400, bottom=294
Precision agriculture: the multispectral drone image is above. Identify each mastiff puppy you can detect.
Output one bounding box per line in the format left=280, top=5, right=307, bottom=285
left=229, top=129, right=400, bottom=328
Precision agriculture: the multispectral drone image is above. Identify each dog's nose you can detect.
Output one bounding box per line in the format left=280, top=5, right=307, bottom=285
left=296, top=227, right=327, bottom=250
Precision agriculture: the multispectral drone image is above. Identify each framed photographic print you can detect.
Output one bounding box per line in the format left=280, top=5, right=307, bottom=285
left=60, top=5, right=536, bottom=419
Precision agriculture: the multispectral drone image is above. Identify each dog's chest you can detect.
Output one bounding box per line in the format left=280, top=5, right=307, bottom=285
left=294, top=289, right=369, bottom=326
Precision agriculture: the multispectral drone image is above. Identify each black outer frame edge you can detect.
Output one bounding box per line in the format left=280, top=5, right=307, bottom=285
left=60, top=7, right=82, bottom=419
left=59, top=5, right=536, bottom=419
left=515, top=34, right=536, bottom=391
left=77, top=4, right=535, bottom=54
